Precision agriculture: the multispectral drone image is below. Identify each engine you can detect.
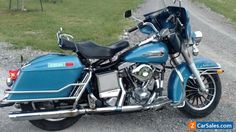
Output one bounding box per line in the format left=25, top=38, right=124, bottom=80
left=94, top=63, right=158, bottom=107
left=126, top=64, right=156, bottom=105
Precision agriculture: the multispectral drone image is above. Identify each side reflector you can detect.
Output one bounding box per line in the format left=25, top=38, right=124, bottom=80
left=8, top=70, right=19, bottom=80
left=216, top=69, right=224, bottom=74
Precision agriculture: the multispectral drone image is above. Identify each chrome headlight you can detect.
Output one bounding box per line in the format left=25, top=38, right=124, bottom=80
left=193, top=31, right=203, bottom=45
left=192, top=44, right=199, bottom=56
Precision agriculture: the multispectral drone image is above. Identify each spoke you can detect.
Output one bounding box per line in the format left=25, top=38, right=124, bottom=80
left=199, top=96, right=204, bottom=106
left=202, top=77, right=207, bottom=82
left=189, top=95, right=195, bottom=101
left=201, top=95, right=211, bottom=102
left=205, top=81, right=213, bottom=85
left=188, top=79, right=196, bottom=86
left=197, top=96, right=199, bottom=106
left=192, top=96, right=196, bottom=105
left=186, top=85, right=198, bottom=90
left=192, top=78, right=197, bottom=84
left=186, top=92, right=197, bottom=98
left=186, top=89, right=198, bottom=92
left=208, top=93, right=214, bottom=96
left=188, top=79, right=194, bottom=86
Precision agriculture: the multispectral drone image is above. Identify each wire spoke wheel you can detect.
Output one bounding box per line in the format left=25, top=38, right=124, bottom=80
left=179, top=73, right=221, bottom=118
left=185, top=74, right=216, bottom=110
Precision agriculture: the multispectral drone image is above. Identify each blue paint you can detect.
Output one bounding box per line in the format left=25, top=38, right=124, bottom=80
left=168, top=56, right=220, bottom=103
left=122, top=42, right=169, bottom=63
left=193, top=56, right=219, bottom=69
left=8, top=54, right=84, bottom=100
left=140, top=25, right=156, bottom=35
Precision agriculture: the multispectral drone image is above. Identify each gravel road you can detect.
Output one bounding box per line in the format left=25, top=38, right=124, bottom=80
left=0, top=0, right=236, bottom=132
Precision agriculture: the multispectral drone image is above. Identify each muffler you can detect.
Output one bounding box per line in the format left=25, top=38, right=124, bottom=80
left=9, top=105, right=143, bottom=121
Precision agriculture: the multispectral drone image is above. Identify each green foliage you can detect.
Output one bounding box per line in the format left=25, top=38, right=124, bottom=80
left=0, top=0, right=142, bottom=51
left=196, top=0, right=236, bottom=23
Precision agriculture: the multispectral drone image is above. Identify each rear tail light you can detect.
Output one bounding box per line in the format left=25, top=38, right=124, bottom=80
left=8, top=69, right=19, bottom=80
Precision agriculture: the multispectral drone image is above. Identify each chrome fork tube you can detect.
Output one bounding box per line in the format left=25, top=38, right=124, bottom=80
left=181, top=48, right=207, bottom=92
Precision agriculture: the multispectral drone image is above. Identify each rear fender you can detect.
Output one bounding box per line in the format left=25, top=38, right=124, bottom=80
left=168, top=56, right=221, bottom=103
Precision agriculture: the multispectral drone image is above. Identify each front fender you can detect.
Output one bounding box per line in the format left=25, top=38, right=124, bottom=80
left=168, top=56, right=221, bottom=103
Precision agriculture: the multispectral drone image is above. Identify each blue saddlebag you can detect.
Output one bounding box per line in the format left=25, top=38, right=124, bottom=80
left=7, top=54, right=84, bottom=100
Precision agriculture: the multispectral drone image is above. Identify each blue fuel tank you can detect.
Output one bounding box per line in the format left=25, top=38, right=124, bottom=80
left=122, top=42, right=169, bottom=63
left=7, top=54, right=84, bottom=100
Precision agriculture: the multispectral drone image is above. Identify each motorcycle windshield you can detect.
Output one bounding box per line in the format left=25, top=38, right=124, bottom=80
left=143, top=6, right=192, bottom=41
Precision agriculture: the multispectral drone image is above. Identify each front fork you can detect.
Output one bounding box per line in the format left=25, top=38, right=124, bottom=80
left=171, top=46, right=207, bottom=93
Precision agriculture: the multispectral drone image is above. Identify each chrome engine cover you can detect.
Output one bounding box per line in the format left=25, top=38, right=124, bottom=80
left=126, top=64, right=156, bottom=105
left=131, top=64, right=153, bottom=82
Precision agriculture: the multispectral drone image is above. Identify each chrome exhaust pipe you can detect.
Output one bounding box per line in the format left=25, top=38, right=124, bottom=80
left=9, top=105, right=143, bottom=121
left=9, top=109, right=80, bottom=121
left=9, top=100, right=171, bottom=121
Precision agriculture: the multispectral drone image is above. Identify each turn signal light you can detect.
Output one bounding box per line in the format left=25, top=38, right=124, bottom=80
left=216, top=69, right=224, bottom=74
left=8, top=70, right=19, bottom=80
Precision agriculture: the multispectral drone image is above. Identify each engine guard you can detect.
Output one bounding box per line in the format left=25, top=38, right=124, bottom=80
left=168, top=56, right=222, bottom=103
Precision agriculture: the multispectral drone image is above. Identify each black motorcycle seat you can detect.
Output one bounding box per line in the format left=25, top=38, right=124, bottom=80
left=59, top=38, right=129, bottom=59
left=76, top=40, right=129, bottom=59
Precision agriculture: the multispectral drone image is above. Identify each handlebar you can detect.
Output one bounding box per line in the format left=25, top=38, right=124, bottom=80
left=127, top=26, right=138, bottom=33
left=127, top=22, right=144, bottom=33
left=166, top=14, right=175, bottom=23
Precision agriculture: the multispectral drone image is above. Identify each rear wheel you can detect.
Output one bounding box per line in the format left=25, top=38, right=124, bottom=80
left=21, top=102, right=82, bottom=131
left=29, top=116, right=81, bottom=131
left=179, top=74, right=222, bottom=118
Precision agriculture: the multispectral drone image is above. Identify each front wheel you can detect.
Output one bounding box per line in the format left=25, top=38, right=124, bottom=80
left=179, top=74, right=222, bottom=118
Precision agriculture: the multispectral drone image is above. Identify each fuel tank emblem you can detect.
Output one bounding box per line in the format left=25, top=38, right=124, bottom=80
left=142, top=51, right=164, bottom=57
left=48, top=62, right=74, bottom=68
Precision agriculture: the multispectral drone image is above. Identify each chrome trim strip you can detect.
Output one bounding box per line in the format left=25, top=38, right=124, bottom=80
left=99, top=89, right=120, bottom=98
left=175, top=68, right=184, bottom=82
left=199, top=69, right=222, bottom=75
left=3, top=97, right=77, bottom=103
left=197, top=67, right=221, bottom=70
left=5, top=83, right=85, bottom=94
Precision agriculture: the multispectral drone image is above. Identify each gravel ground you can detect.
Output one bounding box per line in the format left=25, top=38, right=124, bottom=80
left=0, top=0, right=236, bottom=132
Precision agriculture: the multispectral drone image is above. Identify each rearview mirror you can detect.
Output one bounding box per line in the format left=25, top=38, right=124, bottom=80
left=124, top=10, right=132, bottom=18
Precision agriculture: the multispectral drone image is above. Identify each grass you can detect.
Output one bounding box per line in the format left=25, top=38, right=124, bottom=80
left=196, top=0, right=236, bottom=23
left=0, top=0, right=142, bottom=51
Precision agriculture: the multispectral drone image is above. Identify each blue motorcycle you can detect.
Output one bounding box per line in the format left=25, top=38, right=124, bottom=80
left=0, top=1, right=223, bottom=131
